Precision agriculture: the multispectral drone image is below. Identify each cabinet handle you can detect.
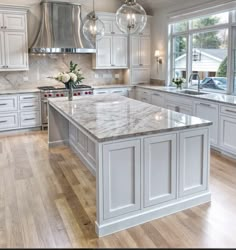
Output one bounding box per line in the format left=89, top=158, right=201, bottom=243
left=225, top=109, right=236, bottom=114
left=24, top=118, right=35, bottom=121
left=23, top=97, right=36, bottom=100
left=199, top=103, right=211, bottom=107
left=23, top=105, right=35, bottom=108
left=153, top=93, right=160, bottom=96
left=0, top=120, right=7, bottom=123
left=111, top=32, right=115, bottom=34
left=113, top=91, right=122, bottom=93
left=0, top=103, right=7, bottom=106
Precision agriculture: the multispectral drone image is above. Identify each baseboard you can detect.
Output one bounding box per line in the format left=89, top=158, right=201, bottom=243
left=95, top=192, right=211, bottom=237
left=49, top=140, right=69, bottom=148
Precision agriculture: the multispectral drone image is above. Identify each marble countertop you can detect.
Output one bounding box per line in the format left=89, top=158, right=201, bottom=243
left=136, top=85, right=236, bottom=106
left=0, top=88, right=40, bottom=95
left=49, top=94, right=212, bottom=142
left=93, top=84, right=133, bottom=89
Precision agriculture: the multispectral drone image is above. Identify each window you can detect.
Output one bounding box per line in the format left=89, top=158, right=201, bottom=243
left=169, top=11, right=231, bottom=93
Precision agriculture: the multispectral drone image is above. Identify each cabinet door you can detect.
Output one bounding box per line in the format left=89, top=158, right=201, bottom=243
left=4, top=14, right=26, bottom=31
left=112, top=36, right=128, bottom=67
left=194, top=101, right=219, bottom=146
left=139, top=22, right=151, bottom=36
left=4, top=32, right=28, bottom=69
left=112, top=21, right=124, bottom=35
left=179, top=129, right=209, bottom=197
left=96, top=36, right=112, bottom=67
left=0, top=32, right=5, bottom=68
left=131, top=36, right=140, bottom=67
left=144, top=134, right=177, bottom=207
left=151, top=92, right=165, bottom=107
left=140, top=37, right=150, bottom=66
left=220, top=115, right=236, bottom=154
left=103, top=140, right=141, bottom=219
left=101, top=20, right=113, bottom=35
left=0, top=14, right=3, bottom=29
left=131, top=68, right=150, bottom=84
left=179, top=106, right=192, bottom=115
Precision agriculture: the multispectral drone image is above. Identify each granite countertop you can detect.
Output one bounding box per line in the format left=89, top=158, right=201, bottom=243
left=49, top=94, right=212, bottom=142
left=136, top=85, right=236, bottom=106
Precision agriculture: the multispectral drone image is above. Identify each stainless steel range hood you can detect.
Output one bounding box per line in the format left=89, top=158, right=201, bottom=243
left=30, top=1, right=96, bottom=54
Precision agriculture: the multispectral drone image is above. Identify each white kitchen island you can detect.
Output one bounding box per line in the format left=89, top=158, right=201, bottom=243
left=48, top=94, right=212, bottom=237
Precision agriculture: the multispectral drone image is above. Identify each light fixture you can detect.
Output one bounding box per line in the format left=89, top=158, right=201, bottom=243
left=83, top=0, right=105, bottom=46
left=155, top=50, right=162, bottom=64
left=116, top=0, right=147, bottom=35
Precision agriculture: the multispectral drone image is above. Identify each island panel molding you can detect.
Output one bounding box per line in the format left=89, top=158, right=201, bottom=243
left=48, top=94, right=212, bottom=237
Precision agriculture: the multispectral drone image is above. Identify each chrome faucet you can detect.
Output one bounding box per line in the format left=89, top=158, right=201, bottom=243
left=189, top=73, right=201, bottom=93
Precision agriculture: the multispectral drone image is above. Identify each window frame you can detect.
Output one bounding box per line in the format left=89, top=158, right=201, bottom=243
left=168, top=10, right=234, bottom=94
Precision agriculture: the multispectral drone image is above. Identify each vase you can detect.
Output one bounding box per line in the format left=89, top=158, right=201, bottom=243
left=66, top=82, right=73, bottom=101
left=176, top=84, right=182, bottom=91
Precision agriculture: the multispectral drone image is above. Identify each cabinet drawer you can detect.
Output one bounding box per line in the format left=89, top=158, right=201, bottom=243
left=94, top=89, right=110, bottom=95
left=220, top=105, right=236, bottom=117
left=0, top=95, right=18, bottom=112
left=20, top=111, right=41, bottom=128
left=110, top=88, right=128, bottom=96
left=166, top=94, right=192, bottom=106
left=0, top=112, right=18, bottom=130
left=19, top=94, right=40, bottom=102
left=20, top=101, right=40, bottom=111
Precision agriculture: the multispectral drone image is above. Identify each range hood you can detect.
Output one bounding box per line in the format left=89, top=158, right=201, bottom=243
left=30, top=1, right=96, bottom=54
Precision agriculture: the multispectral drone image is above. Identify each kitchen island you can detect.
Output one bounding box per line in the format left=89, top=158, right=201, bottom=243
left=48, top=94, right=212, bottom=237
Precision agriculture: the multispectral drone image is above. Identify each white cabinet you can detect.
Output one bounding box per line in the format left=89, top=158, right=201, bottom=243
left=194, top=101, right=219, bottom=146
left=4, top=32, right=27, bottom=69
left=102, top=19, right=123, bottom=35
left=220, top=105, right=236, bottom=154
left=179, top=129, right=209, bottom=197
left=0, top=112, right=18, bottom=130
left=135, top=89, right=152, bottom=103
left=131, top=36, right=150, bottom=67
left=151, top=92, right=165, bottom=108
left=94, top=88, right=129, bottom=97
left=165, top=95, right=193, bottom=115
left=0, top=9, right=28, bottom=71
left=112, top=36, right=127, bottom=67
left=93, top=35, right=128, bottom=69
left=144, top=134, right=177, bottom=207
left=103, top=140, right=141, bottom=219
left=131, top=68, right=150, bottom=85
left=3, top=13, right=26, bottom=30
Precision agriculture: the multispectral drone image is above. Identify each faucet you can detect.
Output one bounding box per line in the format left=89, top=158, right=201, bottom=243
left=189, top=73, right=201, bottom=93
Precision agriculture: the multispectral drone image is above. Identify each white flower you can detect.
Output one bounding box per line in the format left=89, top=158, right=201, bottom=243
left=56, top=72, right=63, bottom=81
left=69, top=72, right=77, bottom=82
left=61, top=73, right=70, bottom=83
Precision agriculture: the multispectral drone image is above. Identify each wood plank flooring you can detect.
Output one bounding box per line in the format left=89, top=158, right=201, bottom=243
left=0, top=131, right=236, bottom=248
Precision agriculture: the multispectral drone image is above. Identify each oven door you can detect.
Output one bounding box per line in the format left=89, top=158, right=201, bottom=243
left=41, top=100, right=48, bottom=126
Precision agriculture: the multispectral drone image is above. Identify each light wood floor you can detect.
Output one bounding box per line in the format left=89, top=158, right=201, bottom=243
left=0, top=131, right=236, bottom=248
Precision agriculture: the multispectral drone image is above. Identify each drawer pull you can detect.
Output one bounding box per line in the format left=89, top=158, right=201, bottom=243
left=0, top=120, right=7, bottom=123
left=24, top=118, right=35, bottom=121
left=0, top=103, right=7, bottom=106
left=225, top=109, right=236, bottom=114
left=113, top=91, right=122, bottom=93
left=199, top=103, right=211, bottom=107
left=23, top=105, right=35, bottom=108
left=153, top=93, right=160, bottom=96
left=23, top=97, right=36, bottom=100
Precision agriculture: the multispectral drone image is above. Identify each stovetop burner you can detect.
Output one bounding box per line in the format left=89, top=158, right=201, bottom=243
left=38, top=86, right=56, bottom=91
left=38, top=85, right=93, bottom=91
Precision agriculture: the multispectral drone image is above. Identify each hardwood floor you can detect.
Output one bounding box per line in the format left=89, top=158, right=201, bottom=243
left=0, top=131, right=236, bottom=248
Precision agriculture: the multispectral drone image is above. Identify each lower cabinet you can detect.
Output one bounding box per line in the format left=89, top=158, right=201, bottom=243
left=220, top=115, right=236, bottom=154
left=166, top=102, right=192, bottom=115
left=144, top=134, right=177, bottom=207
left=20, top=111, right=40, bottom=128
left=0, top=112, right=18, bottom=130
left=103, top=140, right=141, bottom=219
left=151, top=92, right=165, bottom=107
left=194, top=101, right=219, bottom=146
left=179, top=129, right=209, bottom=197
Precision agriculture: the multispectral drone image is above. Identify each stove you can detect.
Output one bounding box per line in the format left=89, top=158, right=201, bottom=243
left=38, top=85, right=94, bottom=129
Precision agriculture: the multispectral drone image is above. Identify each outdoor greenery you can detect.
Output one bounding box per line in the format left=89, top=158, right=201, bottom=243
left=217, top=57, right=227, bottom=77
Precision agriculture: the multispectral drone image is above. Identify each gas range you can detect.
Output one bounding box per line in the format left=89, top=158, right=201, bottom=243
left=38, top=85, right=94, bottom=100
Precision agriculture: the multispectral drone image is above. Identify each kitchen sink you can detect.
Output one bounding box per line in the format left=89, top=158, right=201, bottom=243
left=180, top=90, right=208, bottom=95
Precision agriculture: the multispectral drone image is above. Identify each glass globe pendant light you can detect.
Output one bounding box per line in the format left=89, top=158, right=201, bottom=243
left=116, top=0, right=147, bottom=35
left=83, top=0, right=105, bottom=45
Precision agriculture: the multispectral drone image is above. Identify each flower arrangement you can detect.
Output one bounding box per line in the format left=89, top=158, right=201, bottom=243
left=55, top=61, right=85, bottom=89
left=172, top=77, right=185, bottom=89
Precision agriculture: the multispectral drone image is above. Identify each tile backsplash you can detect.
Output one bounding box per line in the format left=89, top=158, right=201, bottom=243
left=0, top=54, right=125, bottom=90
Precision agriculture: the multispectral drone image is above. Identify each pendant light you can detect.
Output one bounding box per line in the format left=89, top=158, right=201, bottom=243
left=116, top=0, right=147, bottom=35
left=83, top=0, right=105, bottom=45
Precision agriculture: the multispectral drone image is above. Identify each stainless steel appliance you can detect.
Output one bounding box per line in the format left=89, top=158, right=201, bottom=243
left=30, top=1, right=95, bottom=54
left=39, top=85, right=94, bottom=129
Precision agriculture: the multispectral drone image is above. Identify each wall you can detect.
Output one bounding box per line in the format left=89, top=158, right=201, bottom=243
left=0, top=0, right=124, bottom=90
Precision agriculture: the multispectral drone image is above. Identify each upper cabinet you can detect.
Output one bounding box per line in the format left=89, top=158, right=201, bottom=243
left=0, top=8, right=28, bottom=71
left=93, top=13, right=128, bottom=69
